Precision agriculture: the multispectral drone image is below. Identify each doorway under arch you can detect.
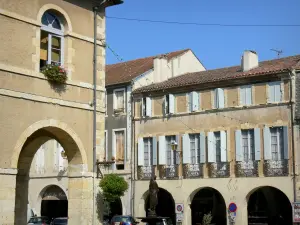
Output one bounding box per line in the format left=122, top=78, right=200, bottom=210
left=40, top=185, right=68, bottom=220
left=191, top=187, right=226, bottom=225
left=145, top=188, right=175, bottom=225
left=247, top=186, right=292, bottom=225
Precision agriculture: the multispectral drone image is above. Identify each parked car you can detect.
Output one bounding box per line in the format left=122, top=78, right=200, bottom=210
left=137, top=217, right=173, bottom=225
left=50, top=217, right=68, bottom=225
left=27, top=216, right=51, bottom=225
left=110, top=215, right=138, bottom=225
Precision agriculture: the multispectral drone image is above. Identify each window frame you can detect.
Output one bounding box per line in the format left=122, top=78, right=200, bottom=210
left=143, top=137, right=153, bottom=166
left=270, top=126, right=284, bottom=160
left=113, top=88, right=126, bottom=114
left=40, top=12, right=64, bottom=68
left=166, top=135, right=176, bottom=166
left=112, top=128, right=126, bottom=166
left=214, top=132, right=221, bottom=162
left=240, top=85, right=252, bottom=106
left=189, top=134, right=200, bottom=164
left=268, top=81, right=282, bottom=103
left=104, top=130, right=108, bottom=160
left=241, top=129, right=255, bottom=161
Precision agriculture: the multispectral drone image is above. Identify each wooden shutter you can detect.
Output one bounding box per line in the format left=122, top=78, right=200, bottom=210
left=191, top=91, right=199, bottom=111
left=220, top=131, right=227, bottom=162
left=163, top=95, right=168, bottom=115
left=268, top=82, right=275, bottom=103
left=182, top=134, right=190, bottom=164
left=169, top=94, right=175, bottom=114
left=263, top=127, right=271, bottom=160
left=254, top=128, right=261, bottom=160
left=207, top=132, right=216, bottom=162
left=158, top=136, right=166, bottom=165
left=283, top=126, right=289, bottom=159
left=146, top=97, right=152, bottom=117
left=214, top=89, right=219, bottom=108
left=199, top=132, right=206, bottom=163
left=175, top=135, right=180, bottom=164
left=240, top=87, right=246, bottom=105
left=116, top=131, right=124, bottom=161
left=275, top=82, right=282, bottom=102
left=246, top=85, right=252, bottom=105
left=152, top=137, right=157, bottom=165
left=235, top=130, right=243, bottom=161
left=138, top=138, right=144, bottom=166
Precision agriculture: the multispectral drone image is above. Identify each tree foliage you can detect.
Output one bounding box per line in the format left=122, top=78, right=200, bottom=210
left=99, top=173, right=128, bottom=202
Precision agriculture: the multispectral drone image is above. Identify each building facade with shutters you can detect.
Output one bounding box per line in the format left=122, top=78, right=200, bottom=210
left=104, top=49, right=205, bottom=215
left=132, top=51, right=300, bottom=225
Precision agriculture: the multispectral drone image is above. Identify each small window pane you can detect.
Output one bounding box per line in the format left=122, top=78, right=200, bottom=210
left=51, top=36, right=61, bottom=48
left=115, top=91, right=124, bottom=110
left=215, top=132, right=221, bottom=162
left=51, top=49, right=61, bottom=63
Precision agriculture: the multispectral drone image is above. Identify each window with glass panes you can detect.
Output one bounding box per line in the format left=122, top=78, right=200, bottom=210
left=166, top=136, right=176, bottom=165
left=190, top=134, right=200, bottom=164
left=270, top=127, right=284, bottom=160
left=242, top=129, right=254, bottom=161
left=214, top=132, right=221, bottom=162
left=143, top=138, right=152, bottom=166
left=115, top=90, right=125, bottom=111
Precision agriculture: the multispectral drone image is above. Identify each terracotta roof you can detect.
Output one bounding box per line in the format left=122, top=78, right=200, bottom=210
left=133, top=54, right=300, bottom=94
left=105, top=49, right=190, bottom=86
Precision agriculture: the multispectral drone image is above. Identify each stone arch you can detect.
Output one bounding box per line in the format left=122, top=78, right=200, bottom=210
left=37, top=184, right=67, bottom=203
left=11, top=119, right=87, bottom=170
left=37, top=4, right=73, bottom=32
left=187, top=186, right=226, bottom=205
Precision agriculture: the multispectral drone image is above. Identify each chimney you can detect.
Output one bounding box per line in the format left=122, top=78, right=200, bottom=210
left=241, top=50, right=258, bottom=72
left=153, top=55, right=171, bottom=83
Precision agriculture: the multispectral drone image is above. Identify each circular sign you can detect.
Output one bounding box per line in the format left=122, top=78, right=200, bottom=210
left=228, top=203, right=237, bottom=212
left=177, top=205, right=183, bottom=212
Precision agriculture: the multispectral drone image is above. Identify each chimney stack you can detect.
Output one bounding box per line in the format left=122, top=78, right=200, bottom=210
left=241, top=50, right=258, bottom=72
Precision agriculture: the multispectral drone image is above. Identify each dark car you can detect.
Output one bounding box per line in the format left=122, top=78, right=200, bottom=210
left=50, top=217, right=68, bottom=225
left=137, top=217, right=173, bottom=225
left=27, top=216, right=51, bottom=225
left=110, top=215, right=138, bottom=225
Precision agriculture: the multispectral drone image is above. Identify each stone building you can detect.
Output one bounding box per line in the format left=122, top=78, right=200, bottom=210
left=132, top=51, right=300, bottom=225
left=0, top=0, right=123, bottom=224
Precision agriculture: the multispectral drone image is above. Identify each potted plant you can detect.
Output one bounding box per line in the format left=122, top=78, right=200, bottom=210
left=41, top=64, right=67, bottom=84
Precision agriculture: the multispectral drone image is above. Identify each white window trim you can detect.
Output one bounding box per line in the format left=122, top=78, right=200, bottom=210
left=104, top=130, right=108, bottom=160
left=267, top=81, right=282, bottom=103
left=166, top=135, right=175, bottom=166
left=113, top=88, right=126, bottom=114
left=242, top=130, right=254, bottom=161
left=270, top=127, right=283, bottom=160
left=240, top=85, right=252, bottom=106
left=143, top=137, right=152, bottom=166
left=112, top=128, right=126, bottom=166
left=189, top=134, right=200, bottom=164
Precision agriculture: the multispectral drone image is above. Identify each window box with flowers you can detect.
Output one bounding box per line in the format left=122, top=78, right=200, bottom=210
left=41, top=64, right=67, bottom=84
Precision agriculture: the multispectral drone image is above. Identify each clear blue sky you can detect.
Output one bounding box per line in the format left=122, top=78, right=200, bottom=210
left=105, top=0, right=300, bottom=69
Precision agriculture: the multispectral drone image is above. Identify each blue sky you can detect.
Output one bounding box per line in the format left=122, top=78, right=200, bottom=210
left=105, top=0, right=300, bottom=69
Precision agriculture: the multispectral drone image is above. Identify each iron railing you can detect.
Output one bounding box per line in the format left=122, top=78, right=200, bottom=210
left=159, top=165, right=179, bottom=179
left=208, top=162, right=230, bottom=178
left=137, top=166, right=155, bottom=180
left=264, top=159, right=289, bottom=177
left=183, top=164, right=203, bottom=178
left=235, top=161, right=259, bottom=177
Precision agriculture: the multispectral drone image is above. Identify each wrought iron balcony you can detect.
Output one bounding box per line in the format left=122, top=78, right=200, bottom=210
left=183, top=164, right=203, bottom=178
left=264, top=159, right=289, bottom=177
left=235, top=161, right=259, bottom=177
left=208, top=162, right=230, bottom=178
left=137, top=166, right=155, bottom=180
left=159, top=165, right=179, bottom=179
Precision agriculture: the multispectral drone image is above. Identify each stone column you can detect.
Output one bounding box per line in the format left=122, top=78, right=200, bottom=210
left=0, top=168, right=17, bottom=225
left=184, top=203, right=191, bottom=225
left=68, top=173, right=94, bottom=225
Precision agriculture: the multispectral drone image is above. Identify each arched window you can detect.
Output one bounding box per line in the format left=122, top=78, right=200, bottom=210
left=40, top=11, right=64, bottom=69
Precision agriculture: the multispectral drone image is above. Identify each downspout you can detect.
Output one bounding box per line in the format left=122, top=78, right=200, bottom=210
left=289, top=70, right=297, bottom=202
left=131, top=83, right=136, bottom=216
left=92, top=6, right=98, bottom=225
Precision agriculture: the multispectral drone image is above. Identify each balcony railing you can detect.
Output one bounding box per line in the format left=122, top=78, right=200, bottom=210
left=264, top=159, right=289, bottom=177
left=235, top=161, right=259, bottom=177
left=159, top=165, right=179, bottom=179
left=137, top=166, right=155, bottom=180
left=208, top=162, right=230, bottom=178
left=183, top=164, right=203, bottom=178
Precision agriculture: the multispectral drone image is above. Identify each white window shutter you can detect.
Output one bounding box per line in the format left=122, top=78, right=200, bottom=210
left=163, top=95, right=168, bottom=115
left=220, top=131, right=227, bottom=162
left=283, top=126, right=289, bottom=159
left=268, top=83, right=275, bottom=103
left=199, top=132, right=206, bottom=163
left=207, top=132, right=216, bottom=162
left=218, top=88, right=225, bottom=108
left=152, top=137, right=157, bottom=165
left=188, top=92, right=193, bottom=112
left=140, top=99, right=144, bottom=117
left=214, top=89, right=219, bottom=108
left=246, top=85, right=252, bottom=105
left=146, top=97, right=152, bottom=117
left=240, top=87, right=246, bottom=105
left=235, top=130, right=243, bottom=161
left=169, top=94, right=175, bottom=114
left=192, top=91, right=199, bottom=111
left=263, top=127, right=271, bottom=160
left=275, top=82, right=282, bottom=102
left=254, top=128, right=261, bottom=160
left=158, top=136, right=166, bottom=165
left=182, top=134, right=190, bottom=164
left=138, top=138, right=144, bottom=166
left=175, top=135, right=180, bottom=164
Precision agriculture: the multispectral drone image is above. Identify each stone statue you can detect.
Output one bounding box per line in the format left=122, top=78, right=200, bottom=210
left=148, top=175, right=159, bottom=217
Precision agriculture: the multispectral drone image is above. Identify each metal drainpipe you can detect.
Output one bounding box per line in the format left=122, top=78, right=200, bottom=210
left=131, top=89, right=136, bottom=216
left=289, top=70, right=297, bottom=202
left=92, top=6, right=98, bottom=225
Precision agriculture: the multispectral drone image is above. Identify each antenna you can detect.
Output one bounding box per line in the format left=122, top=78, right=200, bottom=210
left=270, top=49, right=283, bottom=58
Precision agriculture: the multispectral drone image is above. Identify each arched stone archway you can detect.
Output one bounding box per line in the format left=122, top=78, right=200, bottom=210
left=144, top=188, right=175, bottom=225
left=14, top=123, right=90, bottom=225
left=190, top=187, right=226, bottom=225
left=247, top=186, right=292, bottom=225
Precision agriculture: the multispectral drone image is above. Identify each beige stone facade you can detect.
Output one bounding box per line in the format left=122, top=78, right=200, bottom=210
left=132, top=70, right=299, bottom=224
left=0, top=0, right=112, bottom=224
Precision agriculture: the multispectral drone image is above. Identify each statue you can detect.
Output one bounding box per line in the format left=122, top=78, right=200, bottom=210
left=148, top=175, right=159, bottom=217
